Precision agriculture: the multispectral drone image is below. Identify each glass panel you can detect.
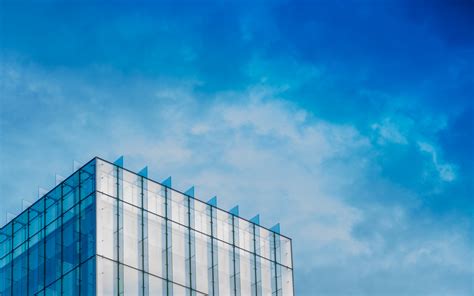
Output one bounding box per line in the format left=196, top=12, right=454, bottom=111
left=281, top=265, right=294, bottom=296
left=239, top=249, right=253, bottom=296
left=28, top=231, right=45, bottom=294
left=216, top=209, right=232, bottom=244
left=122, top=170, right=141, bottom=207
left=96, top=193, right=116, bottom=260
left=45, top=278, right=61, bottom=296
left=29, top=199, right=45, bottom=237
left=97, top=256, right=116, bottom=295
left=81, top=256, right=96, bottom=296
left=12, top=243, right=28, bottom=295
left=96, top=159, right=117, bottom=197
left=193, top=201, right=210, bottom=235
left=217, top=240, right=232, bottom=295
left=170, top=191, right=187, bottom=226
left=148, top=274, right=164, bottom=295
left=123, top=265, right=140, bottom=295
left=45, top=220, right=62, bottom=286
left=0, top=254, right=12, bottom=295
left=146, top=180, right=165, bottom=216
left=172, top=283, right=187, bottom=296
left=238, top=219, right=253, bottom=253
left=258, top=227, right=273, bottom=261
left=147, top=213, right=165, bottom=277
left=171, top=221, right=187, bottom=286
left=122, top=203, right=141, bottom=269
left=194, top=231, right=209, bottom=295
left=279, top=236, right=292, bottom=268
left=261, top=257, right=273, bottom=296
left=63, top=266, right=80, bottom=295
left=62, top=205, right=80, bottom=274
left=81, top=194, right=96, bottom=261
left=80, top=161, right=96, bottom=200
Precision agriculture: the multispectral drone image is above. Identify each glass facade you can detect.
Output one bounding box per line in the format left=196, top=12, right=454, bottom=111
left=1, top=157, right=294, bottom=295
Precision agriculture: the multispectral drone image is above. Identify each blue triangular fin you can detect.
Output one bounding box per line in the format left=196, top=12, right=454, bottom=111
left=207, top=196, right=217, bottom=206
left=270, top=223, right=280, bottom=234
left=250, top=214, right=260, bottom=225
left=185, top=186, right=195, bottom=198
left=138, top=166, right=148, bottom=178
left=229, top=205, right=239, bottom=216
left=162, top=176, right=172, bottom=187
left=114, top=156, right=124, bottom=168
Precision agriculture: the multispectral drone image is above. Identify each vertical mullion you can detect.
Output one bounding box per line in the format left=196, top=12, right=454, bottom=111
left=164, top=187, right=170, bottom=295
left=187, top=197, right=193, bottom=294
left=140, top=177, right=146, bottom=296
left=78, top=170, right=82, bottom=296
left=60, top=183, right=64, bottom=295
left=26, top=209, right=30, bottom=296
left=232, top=216, right=237, bottom=296
left=10, top=223, right=14, bottom=296
left=209, top=206, right=214, bottom=296
left=272, top=233, right=278, bottom=296
left=115, top=166, right=120, bottom=296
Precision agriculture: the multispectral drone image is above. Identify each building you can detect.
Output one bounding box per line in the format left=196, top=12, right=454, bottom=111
left=0, top=157, right=294, bottom=295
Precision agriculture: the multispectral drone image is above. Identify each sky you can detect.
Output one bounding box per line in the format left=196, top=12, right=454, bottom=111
left=0, top=0, right=473, bottom=295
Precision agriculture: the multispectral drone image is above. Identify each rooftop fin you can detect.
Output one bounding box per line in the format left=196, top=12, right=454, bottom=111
left=55, top=174, right=65, bottom=185
left=38, top=187, right=48, bottom=199
left=185, top=186, right=195, bottom=198
left=229, top=205, right=239, bottom=216
left=250, top=214, right=260, bottom=225
left=207, top=196, right=217, bottom=207
left=270, top=223, right=280, bottom=234
left=114, top=156, right=124, bottom=168
left=73, top=160, right=82, bottom=172
left=162, top=176, right=172, bottom=188
left=138, top=166, right=148, bottom=178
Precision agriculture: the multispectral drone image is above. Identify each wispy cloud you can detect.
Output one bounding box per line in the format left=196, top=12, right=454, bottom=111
left=1, top=1, right=473, bottom=294
left=1, top=60, right=472, bottom=295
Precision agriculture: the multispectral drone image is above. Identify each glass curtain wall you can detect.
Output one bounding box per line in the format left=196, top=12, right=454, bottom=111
left=1, top=157, right=293, bottom=296
left=95, top=158, right=293, bottom=296
left=0, top=159, right=96, bottom=296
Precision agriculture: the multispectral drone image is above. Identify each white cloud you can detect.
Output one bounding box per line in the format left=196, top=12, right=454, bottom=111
left=0, top=62, right=472, bottom=295
left=418, top=141, right=456, bottom=182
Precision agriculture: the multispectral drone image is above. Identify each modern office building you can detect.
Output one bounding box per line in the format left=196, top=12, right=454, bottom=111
left=0, top=157, right=294, bottom=295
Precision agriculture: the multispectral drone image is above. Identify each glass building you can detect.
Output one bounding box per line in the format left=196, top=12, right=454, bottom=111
left=0, top=157, right=294, bottom=295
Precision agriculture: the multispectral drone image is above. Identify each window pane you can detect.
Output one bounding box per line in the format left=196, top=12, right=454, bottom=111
left=122, top=203, right=141, bottom=268
left=96, top=160, right=117, bottom=197
left=147, top=213, right=165, bottom=277
left=171, top=221, right=187, bottom=286
left=123, top=265, right=140, bottom=295
left=96, top=193, right=115, bottom=260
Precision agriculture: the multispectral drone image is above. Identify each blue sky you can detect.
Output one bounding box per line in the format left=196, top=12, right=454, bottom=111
left=1, top=0, right=473, bottom=295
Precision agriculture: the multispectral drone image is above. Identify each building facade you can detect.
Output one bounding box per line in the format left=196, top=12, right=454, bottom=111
left=0, top=157, right=294, bottom=295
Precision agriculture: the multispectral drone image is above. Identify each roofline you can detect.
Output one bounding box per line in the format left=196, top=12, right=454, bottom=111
left=2, top=156, right=293, bottom=241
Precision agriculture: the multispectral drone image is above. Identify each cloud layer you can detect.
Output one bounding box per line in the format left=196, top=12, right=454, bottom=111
left=1, top=1, right=473, bottom=295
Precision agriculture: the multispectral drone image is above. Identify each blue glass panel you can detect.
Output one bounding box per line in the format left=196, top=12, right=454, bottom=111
left=63, top=205, right=80, bottom=274
left=12, top=243, right=28, bottom=295
left=29, top=200, right=45, bottom=237
left=80, top=257, right=96, bottom=296
left=45, top=278, right=61, bottom=296
left=81, top=160, right=95, bottom=200
left=0, top=223, right=13, bottom=258
left=45, top=186, right=61, bottom=209
left=63, top=267, right=80, bottom=296
left=80, top=194, right=96, bottom=260
left=0, top=254, right=12, bottom=295
left=45, top=200, right=61, bottom=226
left=45, top=221, right=62, bottom=286
left=28, top=231, right=45, bottom=295
left=13, top=226, right=26, bottom=249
